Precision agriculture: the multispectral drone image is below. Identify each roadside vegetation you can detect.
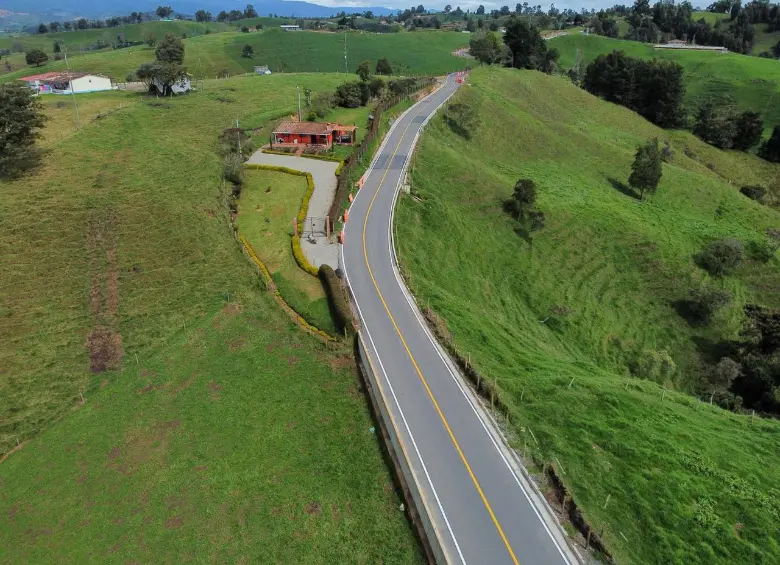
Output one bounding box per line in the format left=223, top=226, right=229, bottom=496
left=0, top=72, right=423, bottom=563
left=396, top=66, right=780, bottom=565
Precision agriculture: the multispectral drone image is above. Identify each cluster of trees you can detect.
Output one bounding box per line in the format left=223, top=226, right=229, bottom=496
left=135, top=33, right=188, bottom=96
left=332, top=59, right=389, bottom=108
left=0, top=82, right=47, bottom=180
left=693, top=103, right=763, bottom=150
left=469, top=31, right=506, bottom=64
left=504, top=18, right=559, bottom=72
left=216, top=5, right=258, bottom=22
left=583, top=51, right=686, bottom=128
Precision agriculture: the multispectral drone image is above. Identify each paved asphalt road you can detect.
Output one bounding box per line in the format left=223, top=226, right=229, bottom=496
left=342, top=76, right=577, bottom=565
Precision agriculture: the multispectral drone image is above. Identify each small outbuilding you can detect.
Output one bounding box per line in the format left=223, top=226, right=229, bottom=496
left=271, top=121, right=358, bottom=150
left=19, top=72, right=112, bottom=94
left=280, top=24, right=301, bottom=31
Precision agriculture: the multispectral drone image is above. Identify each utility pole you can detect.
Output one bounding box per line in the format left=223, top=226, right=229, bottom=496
left=297, top=86, right=302, bottom=121
left=64, top=50, right=80, bottom=129
left=236, top=119, right=242, bottom=156
left=343, top=33, right=348, bottom=77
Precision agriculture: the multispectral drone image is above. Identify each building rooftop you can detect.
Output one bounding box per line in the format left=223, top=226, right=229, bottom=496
left=19, top=71, right=95, bottom=82
left=273, top=121, right=358, bottom=135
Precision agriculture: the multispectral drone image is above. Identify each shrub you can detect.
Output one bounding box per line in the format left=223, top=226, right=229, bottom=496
left=319, top=264, right=353, bottom=335
left=334, top=81, right=364, bottom=108
left=25, top=49, right=48, bottom=67
left=222, top=153, right=244, bottom=186
left=686, top=286, right=732, bottom=324
left=443, top=102, right=479, bottom=140
left=748, top=239, right=779, bottom=263
left=740, top=185, right=766, bottom=202
left=635, top=349, right=676, bottom=384
left=695, top=238, right=744, bottom=276
left=759, top=126, right=780, bottom=163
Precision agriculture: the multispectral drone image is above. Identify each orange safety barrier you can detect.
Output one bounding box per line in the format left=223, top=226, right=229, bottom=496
left=343, top=210, right=349, bottom=223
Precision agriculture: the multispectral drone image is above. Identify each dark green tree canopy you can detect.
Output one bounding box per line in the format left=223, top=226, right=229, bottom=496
left=375, top=57, right=393, bottom=75
left=25, top=49, right=48, bottom=67
left=155, top=33, right=184, bottom=64
left=628, top=138, right=663, bottom=199
left=0, top=82, right=47, bottom=179
left=759, top=126, right=780, bottom=163
left=503, top=17, right=556, bottom=72
left=356, top=60, right=371, bottom=82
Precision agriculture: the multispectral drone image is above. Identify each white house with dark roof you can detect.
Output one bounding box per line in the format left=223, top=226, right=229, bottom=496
left=19, top=72, right=112, bottom=94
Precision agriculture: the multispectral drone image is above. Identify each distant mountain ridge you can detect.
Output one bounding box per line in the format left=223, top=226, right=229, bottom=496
left=0, top=0, right=394, bottom=19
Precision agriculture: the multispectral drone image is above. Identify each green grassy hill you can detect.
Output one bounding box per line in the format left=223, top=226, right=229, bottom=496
left=0, top=73, right=422, bottom=563
left=396, top=66, right=780, bottom=565
left=551, top=33, right=780, bottom=129
left=0, top=20, right=230, bottom=53
left=1, top=29, right=469, bottom=83
left=228, top=28, right=468, bottom=74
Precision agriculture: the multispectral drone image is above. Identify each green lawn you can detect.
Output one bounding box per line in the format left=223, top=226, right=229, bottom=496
left=236, top=169, right=336, bottom=334
left=396, top=66, right=780, bottom=565
left=550, top=33, right=780, bottom=129
left=0, top=72, right=422, bottom=562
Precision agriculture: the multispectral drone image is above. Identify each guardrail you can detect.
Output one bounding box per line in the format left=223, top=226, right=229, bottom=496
left=355, top=333, right=448, bottom=565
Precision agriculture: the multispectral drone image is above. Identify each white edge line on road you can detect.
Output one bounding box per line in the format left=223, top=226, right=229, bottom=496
left=385, top=77, right=577, bottom=565
left=341, top=77, right=468, bottom=565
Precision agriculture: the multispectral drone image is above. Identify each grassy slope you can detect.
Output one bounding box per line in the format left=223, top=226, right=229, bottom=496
left=0, top=21, right=230, bottom=53
left=551, top=33, right=780, bottom=129
left=396, top=67, right=780, bottom=565
left=1, top=29, right=469, bottom=83
left=0, top=73, right=422, bottom=562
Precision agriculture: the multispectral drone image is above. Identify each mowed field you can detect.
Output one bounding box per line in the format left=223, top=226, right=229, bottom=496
left=0, top=28, right=469, bottom=83
left=396, top=66, right=780, bottom=565
left=0, top=73, right=423, bottom=563
left=551, top=33, right=780, bottom=129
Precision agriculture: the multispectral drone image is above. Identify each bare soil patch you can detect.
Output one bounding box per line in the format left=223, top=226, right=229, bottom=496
left=304, top=502, right=322, bottom=515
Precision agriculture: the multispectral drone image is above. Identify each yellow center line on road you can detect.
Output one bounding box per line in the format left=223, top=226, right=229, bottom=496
left=359, top=83, right=521, bottom=565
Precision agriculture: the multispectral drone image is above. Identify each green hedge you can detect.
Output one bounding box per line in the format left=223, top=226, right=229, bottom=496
left=319, top=264, right=353, bottom=335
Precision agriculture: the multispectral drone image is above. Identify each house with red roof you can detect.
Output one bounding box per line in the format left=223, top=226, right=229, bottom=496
left=270, top=121, right=358, bottom=150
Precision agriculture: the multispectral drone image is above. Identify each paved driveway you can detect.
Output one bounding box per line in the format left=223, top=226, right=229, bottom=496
left=246, top=150, right=339, bottom=269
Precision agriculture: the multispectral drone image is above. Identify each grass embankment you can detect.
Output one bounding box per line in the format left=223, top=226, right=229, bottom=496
left=550, top=33, right=780, bottom=129
left=235, top=169, right=336, bottom=334
left=0, top=73, right=422, bottom=563
left=396, top=66, right=780, bottom=565
left=2, top=29, right=468, bottom=83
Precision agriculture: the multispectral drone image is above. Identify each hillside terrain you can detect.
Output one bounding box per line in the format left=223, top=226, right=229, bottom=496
left=0, top=28, right=468, bottom=82
left=0, top=73, right=422, bottom=563
left=550, top=33, right=780, bottom=130
left=396, top=66, right=780, bottom=565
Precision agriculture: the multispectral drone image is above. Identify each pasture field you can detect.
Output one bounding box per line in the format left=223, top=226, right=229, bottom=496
left=0, top=72, right=423, bottom=563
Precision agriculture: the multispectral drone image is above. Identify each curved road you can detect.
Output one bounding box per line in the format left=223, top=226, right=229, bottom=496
left=342, top=76, right=578, bottom=565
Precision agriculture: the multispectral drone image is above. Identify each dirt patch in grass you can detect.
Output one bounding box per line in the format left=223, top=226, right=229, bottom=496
left=164, top=515, right=183, bottom=529
left=304, top=502, right=322, bottom=515
left=329, top=355, right=354, bottom=372
left=86, top=210, right=123, bottom=373
left=169, top=374, right=197, bottom=397
left=207, top=381, right=222, bottom=400
left=107, top=420, right=181, bottom=475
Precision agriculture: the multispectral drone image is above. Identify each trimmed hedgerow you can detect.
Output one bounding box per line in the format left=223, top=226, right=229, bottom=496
left=319, top=264, right=353, bottom=335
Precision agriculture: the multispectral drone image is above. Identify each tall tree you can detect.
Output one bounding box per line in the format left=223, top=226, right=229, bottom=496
left=155, top=33, right=184, bottom=64
left=25, top=49, right=48, bottom=67
left=503, top=17, right=556, bottom=71
left=156, top=5, right=174, bottom=19
left=0, top=82, right=47, bottom=179
left=356, top=60, right=371, bottom=82
left=476, top=4, right=485, bottom=14
left=375, top=57, right=393, bottom=75
left=628, top=139, right=663, bottom=199
left=195, top=10, right=212, bottom=22
left=244, top=4, right=258, bottom=18
left=469, top=31, right=503, bottom=64
left=37, top=23, right=48, bottom=34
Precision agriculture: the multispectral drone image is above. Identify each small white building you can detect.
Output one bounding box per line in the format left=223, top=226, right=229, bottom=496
left=280, top=24, right=301, bottom=31
left=19, top=72, right=113, bottom=94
